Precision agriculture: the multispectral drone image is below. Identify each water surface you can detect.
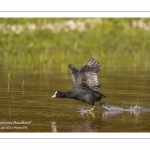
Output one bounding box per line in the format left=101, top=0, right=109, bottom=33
left=0, top=68, right=150, bottom=132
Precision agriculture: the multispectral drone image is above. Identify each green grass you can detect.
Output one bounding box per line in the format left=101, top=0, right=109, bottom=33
left=0, top=18, right=150, bottom=73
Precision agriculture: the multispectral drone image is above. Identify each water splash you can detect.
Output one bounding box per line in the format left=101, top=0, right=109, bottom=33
left=77, top=106, right=90, bottom=113
left=77, top=100, right=150, bottom=115
left=101, top=102, right=150, bottom=114
left=130, top=105, right=141, bottom=111
left=101, top=102, right=124, bottom=111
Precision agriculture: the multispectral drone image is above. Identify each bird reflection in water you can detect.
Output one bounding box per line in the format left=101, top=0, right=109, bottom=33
left=51, top=121, right=57, bottom=132
left=77, top=106, right=96, bottom=119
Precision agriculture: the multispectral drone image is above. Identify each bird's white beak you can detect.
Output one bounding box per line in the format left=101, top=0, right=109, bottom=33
left=51, top=91, right=57, bottom=98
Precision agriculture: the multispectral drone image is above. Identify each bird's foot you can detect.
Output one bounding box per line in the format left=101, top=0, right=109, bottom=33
left=100, top=102, right=106, bottom=106
left=100, top=102, right=111, bottom=110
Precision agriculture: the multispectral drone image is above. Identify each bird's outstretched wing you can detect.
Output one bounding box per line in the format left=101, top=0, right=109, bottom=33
left=68, top=64, right=79, bottom=87
left=77, top=58, right=101, bottom=91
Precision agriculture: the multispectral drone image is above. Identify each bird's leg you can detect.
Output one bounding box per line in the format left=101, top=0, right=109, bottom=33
left=89, top=105, right=95, bottom=112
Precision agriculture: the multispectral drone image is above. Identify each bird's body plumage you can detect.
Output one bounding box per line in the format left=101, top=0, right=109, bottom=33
left=65, top=87, right=105, bottom=106
left=52, top=58, right=105, bottom=111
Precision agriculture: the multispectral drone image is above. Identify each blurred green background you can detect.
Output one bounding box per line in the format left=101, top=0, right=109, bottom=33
left=0, top=18, right=150, bottom=73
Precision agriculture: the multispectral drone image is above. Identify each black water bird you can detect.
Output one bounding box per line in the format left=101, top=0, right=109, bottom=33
left=52, top=58, right=106, bottom=111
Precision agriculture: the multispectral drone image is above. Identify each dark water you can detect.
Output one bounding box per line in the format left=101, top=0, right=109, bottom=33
left=0, top=68, right=150, bottom=132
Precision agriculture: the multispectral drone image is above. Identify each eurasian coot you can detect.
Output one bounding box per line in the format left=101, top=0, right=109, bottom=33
left=52, top=58, right=106, bottom=111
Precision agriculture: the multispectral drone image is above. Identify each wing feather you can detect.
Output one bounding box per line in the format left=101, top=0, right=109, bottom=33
left=77, top=58, right=101, bottom=90
left=68, top=64, right=79, bottom=87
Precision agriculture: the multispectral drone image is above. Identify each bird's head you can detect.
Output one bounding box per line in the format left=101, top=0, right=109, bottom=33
left=51, top=91, right=66, bottom=98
